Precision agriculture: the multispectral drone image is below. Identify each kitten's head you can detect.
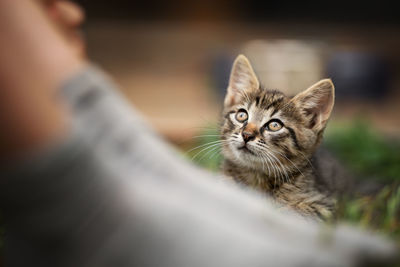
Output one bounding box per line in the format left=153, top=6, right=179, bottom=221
left=221, top=55, right=334, bottom=176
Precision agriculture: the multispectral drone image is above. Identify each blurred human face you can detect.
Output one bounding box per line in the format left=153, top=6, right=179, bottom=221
left=42, top=0, right=86, bottom=57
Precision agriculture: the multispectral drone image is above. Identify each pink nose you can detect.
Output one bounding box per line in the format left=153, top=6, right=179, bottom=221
left=242, top=131, right=255, bottom=143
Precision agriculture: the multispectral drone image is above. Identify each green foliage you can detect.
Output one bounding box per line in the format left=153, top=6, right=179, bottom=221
left=336, top=186, right=400, bottom=237
left=324, top=120, right=400, bottom=241
left=325, top=120, right=400, bottom=182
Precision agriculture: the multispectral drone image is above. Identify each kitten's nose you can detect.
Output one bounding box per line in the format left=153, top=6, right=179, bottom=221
left=242, top=122, right=258, bottom=143
left=242, top=131, right=256, bottom=143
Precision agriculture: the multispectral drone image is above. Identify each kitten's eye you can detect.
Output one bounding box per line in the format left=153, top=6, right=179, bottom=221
left=266, top=120, right=283, bottom=132
left=235, top=109, right=248, bottom=122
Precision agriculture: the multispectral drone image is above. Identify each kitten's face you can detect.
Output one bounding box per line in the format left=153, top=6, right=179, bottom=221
left=221, top=55, right=334, bottom=177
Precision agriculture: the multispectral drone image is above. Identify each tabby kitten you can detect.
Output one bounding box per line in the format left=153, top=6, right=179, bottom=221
left=221, top=55, right=336, bottom=220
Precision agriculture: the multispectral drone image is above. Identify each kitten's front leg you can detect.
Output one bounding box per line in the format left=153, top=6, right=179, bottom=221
left=274, top=186, right=335, bottom=220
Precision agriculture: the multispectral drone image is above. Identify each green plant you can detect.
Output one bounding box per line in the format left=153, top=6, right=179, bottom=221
left=325, top=120, right=400, bottom=182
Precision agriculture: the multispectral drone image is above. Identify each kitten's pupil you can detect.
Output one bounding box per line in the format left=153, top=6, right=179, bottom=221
left=235, top=110, right=248, bottom=122
left=267, top=120, right=283, bottom=132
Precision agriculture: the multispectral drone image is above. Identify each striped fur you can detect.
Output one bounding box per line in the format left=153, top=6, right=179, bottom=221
left=221, top=55, right=336, bottom=220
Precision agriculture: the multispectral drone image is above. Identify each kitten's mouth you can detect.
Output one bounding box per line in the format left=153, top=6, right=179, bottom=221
left=238, top=145, right=255, bottom=155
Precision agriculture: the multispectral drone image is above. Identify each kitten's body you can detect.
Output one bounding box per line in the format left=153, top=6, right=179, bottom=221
left=223, top=153, right=336, bottom=219
left=220, top=55, right=340, bottom=220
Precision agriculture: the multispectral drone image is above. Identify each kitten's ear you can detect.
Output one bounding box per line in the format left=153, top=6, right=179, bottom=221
left=291, top=79, right=335, bottom=132
left=224, top=55, right=260, bottom=107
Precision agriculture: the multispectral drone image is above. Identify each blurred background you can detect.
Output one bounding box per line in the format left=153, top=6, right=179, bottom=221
left=78, top=0, right=400, bottom=141
left=73, top=0, right=400, bottom=237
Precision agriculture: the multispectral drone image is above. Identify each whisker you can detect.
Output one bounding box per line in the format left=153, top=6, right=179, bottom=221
left=260, top=150, right=279, bottom=185
left=191, top=141, right=229, bottom=161
left=260, top=153, right=271, bottom=177
left=257, top=150, right=273, bottom=177
left=254, top=150, right=267, bottom=174
left=190, top=134, right=221, bottom=139
left=197, top=145, right=223, bottom=162
left=275, top=150, right=305, bottom=179
left=257, top=142, right=292, bottom=184
left=267, top=151, right=292, bottom=184
left=180, top=126, right=219, bottom=132
left=268, top=153, right=286, bottom=184
left=186, top=140, right=224, bottom=154
left=209, top=147, right=222, bottom=160
left=271, top=153, right=289, bottom=182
